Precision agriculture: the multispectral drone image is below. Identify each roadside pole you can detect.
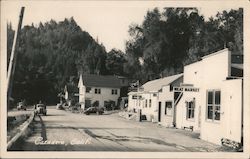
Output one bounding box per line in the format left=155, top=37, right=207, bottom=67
left=136, top=80, right=141, bottom=122
left=7, top=7, right=25, bottom=109
left=137, top=80, right=139, bottom=110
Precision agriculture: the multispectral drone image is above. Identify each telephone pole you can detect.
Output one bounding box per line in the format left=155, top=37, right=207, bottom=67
left=7, top=7, right=25, bottom=109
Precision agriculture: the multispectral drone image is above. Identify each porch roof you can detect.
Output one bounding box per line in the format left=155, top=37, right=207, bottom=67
left=142, top=73, right=183, bottom=92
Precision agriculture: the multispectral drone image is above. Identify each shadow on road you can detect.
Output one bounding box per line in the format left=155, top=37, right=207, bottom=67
left=42, top=114, right=66, bottom=117
left=38, top=115, right=47, bottom=141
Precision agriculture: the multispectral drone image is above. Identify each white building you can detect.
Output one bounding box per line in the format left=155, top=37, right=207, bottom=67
left=78, top=74, right=121, bottom=110
left=128, top=74, right=183, bottom=122
left=174, top=48, right=243, bottom=145
left=158, top=74, right=183, bottom=127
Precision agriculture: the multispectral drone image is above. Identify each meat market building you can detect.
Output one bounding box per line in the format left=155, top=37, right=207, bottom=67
left=174, top=48, right=243, bottom=146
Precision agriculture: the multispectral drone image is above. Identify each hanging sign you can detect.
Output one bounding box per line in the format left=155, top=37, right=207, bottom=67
left=174, top=87, right=199, bottom=92
left=132, top=95, right=142, bottom=99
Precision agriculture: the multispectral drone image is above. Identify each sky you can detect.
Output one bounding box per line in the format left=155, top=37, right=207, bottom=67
left=1, top=1, right=242, bottom=52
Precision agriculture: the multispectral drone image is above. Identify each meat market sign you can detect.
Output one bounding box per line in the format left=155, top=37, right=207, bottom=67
left=174, top=87, right=199, bottom=92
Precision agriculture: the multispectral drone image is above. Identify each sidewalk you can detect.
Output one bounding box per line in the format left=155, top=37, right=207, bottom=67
left=113, top=113, right=236, bottom=152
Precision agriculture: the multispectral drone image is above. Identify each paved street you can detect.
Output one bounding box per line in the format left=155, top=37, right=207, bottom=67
left=11, top=107, right=225, bottom=151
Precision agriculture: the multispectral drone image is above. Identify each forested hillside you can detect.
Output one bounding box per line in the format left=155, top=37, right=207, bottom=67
left=8, top=18, right=112, bottom=104
left=125, top=8, right=243, bottom=82
left=7, top=8, right=243, bottom=104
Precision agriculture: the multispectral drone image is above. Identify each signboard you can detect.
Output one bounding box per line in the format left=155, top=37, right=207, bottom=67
left=174, top=87, right=184, bottom=92
left=174, top=87, right=199, bottom=92
left=132, top=95, right=142, bottom=99
left=74, top=93, right=79, bottom=96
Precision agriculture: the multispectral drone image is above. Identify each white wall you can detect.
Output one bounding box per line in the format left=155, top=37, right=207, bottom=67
left=79, top=85, right=120, bottom=108
left=176, top=55, right=203, bottom=132
left=140, top=93, right=158, bottom=122
left=200, top=79, right=243, bottom=144
left=194, top=49, right=243, bottom=145
left=158, top=85, right=174, bottom=127
left=202, top=49, right=231, bottom=87
left=184, top=61, right=203, bottom=87
left=128, top=94, right=135, bottom=111
left=184, top=49, right=230, bottom=87
left=176, top=49, right=244, bottom=145
left=87, top=87, right=120, bottom=106
left=175, top=91, right=201, bottom=132
left=128, top=92, right=158, bottom=122
left=79, top=85, right=86, bottom=104
left=128, top=93, right=140, bottom=111
left=199, top=49, right=232, bottom=145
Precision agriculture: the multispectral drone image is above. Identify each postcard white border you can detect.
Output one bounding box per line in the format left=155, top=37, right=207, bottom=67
left=1, top=0, right=250, bottom=158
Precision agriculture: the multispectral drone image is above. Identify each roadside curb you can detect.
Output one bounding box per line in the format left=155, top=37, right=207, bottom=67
left=7, top=112, right=35, bottom=150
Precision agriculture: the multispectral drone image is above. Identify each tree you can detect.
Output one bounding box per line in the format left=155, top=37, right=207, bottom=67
left=125, top=8, right=204, bottom=80
left=125, top=8, right=243, bottom=83
left=184, top=8, right=243, bottom=65
left=105, top=49, right=127, bottom=76
left=8, top=17, right=109, bottom=104
left=7, top=8, right=243, bottom=104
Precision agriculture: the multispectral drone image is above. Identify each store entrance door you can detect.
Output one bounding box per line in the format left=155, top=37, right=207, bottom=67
left=158, top=102, right=161, bottom=122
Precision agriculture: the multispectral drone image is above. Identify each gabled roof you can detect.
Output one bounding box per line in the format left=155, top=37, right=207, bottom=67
left=201, top=48, right=228, bottom=60
left=78, top=74, right=83, bottom=87
left=78, top=74, right=121, bottom=88
left=142, top=73, right=183, bottom=92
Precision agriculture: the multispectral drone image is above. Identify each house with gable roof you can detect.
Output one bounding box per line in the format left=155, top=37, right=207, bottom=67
left=78, top=74, right=122, bottom=110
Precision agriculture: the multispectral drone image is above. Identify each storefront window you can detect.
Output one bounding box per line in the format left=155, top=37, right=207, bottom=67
left=186, top=101, right=195, bottom=119
left=206, top=90, right=221, bottom=121
left=215, top=106, right=220, bottom=120
left=165, top=101, right=172, bottom=116
left=208, top=91, right=213, bottom=104
left=207, top=105, right=213, bottom=120
left=215, top=91, right=221, bottom=104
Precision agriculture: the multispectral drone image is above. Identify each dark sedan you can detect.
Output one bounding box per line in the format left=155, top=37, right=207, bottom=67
left=84, top=107, right=104, bottom=115
left=34, top=104, right=47, bottom=115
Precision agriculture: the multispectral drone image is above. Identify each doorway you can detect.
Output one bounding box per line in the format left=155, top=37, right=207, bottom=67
left=85, top=99, right=91, bottom=109
left=158, top=102, right=162, bottom=122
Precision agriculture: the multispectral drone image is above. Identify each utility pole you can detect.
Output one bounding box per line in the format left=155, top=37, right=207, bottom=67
left=7, top=7, right=25, bottom=109
left=136, top=80, right=142, bottom=122
left=136, top=80, right=139, bottom=109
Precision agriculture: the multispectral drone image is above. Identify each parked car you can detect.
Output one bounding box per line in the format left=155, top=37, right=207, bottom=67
left=34, top=104, right=47, bottom=115
left=17, top=102, right=26, bottom=110
left=56, top=103, right=63, bottom=110
left=69, top=103, right=82, bottom=113
left=84, top=107, right=104, bottom=115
